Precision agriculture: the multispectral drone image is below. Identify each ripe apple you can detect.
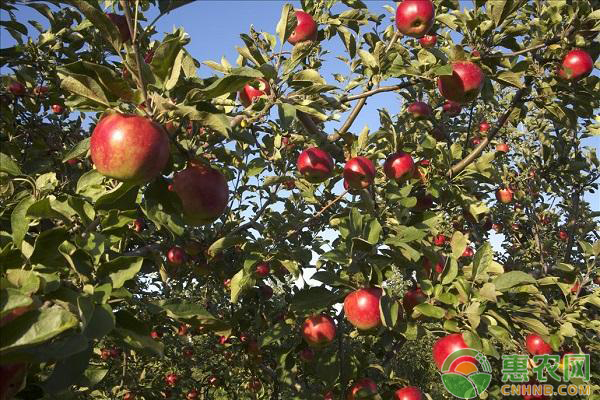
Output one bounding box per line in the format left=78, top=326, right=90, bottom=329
left=594, top=276, right=600, bottom=285
left=496, top=187, right=514, bottom=204
left=433, top=234, right=447, bottom=246
left=0, top=363, right=27, bottom=400
left=51, top=104, right=64, bottom=114
left=432, top=333, right=471, bottom=369
left=132, top=218, right=144, bottom=233
left=239, top=79, right=271, bottom=107
left=423, top=255, right=445, bottom=276
left=106, top=13, right=130, bottom=42
left=208, top=376, right=219, bottom=386
left=150, top=330, right=162, bottom=340
left=33, top=85, right=48, bottom=96
left=418, top=34, right=437, bottom=48
left=442, top=101, right=461, bottom=116
left=255, top=262, right=270, bottom=277
left=431, top=125, right=446, bottom=141
left=183, top=347, right=194, bottom=358
left=559, top=49, right=593, bottom=80
left=8, top=82, right=26, bottom=96
left=100, top=348, right=111, bottom=360
left=165, top=373, right=178, bottom=386
left=496, top=143, right=509, bottom=153
left=395, top=0, right=435, bottom=38
left=438, top=61, right=485, bottom=104
left=283, top=179, right=295, bottom=189
left=414, top=194, right=434, bottom=211
left=403, top=288, right=426, bottom=312
left=558, top=230, right=568, bottom=241
left=407, top=102, right=432, bottom=119
left=288, top=11, right=318, bottom=44
left=297, top=147, right=334, bottom=183
left=300, top=348, right=315, bottom=362
left=172, top=160, right=229, bottom=225
left=186, top=389, right=198, bottom=400
left=347, top=378, right=377, bottom=400
left=394, top=386, right=423, bottom=400
left=471, top=137, right=482, bottom=146
left=123, top=392, right=135, bottom=400
left=224, top=278, right=231, bottom=288
left=302, top=314, right=337, bottom=347
left=492, top=223, right=503, bottom=232
left=343, top=156, right=376, bottom=189
left=109, top=347, right=121, bottom=359
left=177, top=324, right=188, bottom=336
left=479, top=120, right=490, bottom=133
left=90, top=113, right=170, bottom=184
left=384, top=152, right=415, bottom=182
left=570, top=281, right=580, bottom=294
left=461, top=247, right=474, bottom=258
left=167, top=246, right=185, bottom=265
left=246, top=338, right=260, bottom=356
left=248, top=379, right=262, bottom=391
left=324, top=390, right=334, bottom=400
left=343, top=288, right=382, bottom=330
left=525, top=334, right=552, bottom=355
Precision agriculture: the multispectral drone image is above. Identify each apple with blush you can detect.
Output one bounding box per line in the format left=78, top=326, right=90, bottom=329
left=288, top=11, right=318, bottom=44
left=343, top=156, right=376, bottom=189
left=438, top=61, right=485, bottom=104
left=395, top=0, right=435, bottom=38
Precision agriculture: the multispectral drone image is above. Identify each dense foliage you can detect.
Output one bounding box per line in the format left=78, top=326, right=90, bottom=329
left=1, top=0, right=599, bottom=399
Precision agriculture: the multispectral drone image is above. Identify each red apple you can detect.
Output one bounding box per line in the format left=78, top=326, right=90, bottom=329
left=559, top=49, right=593, bottom=80
left=255, top=262, right=270, bottom=277
left=144, top=50, right=155, bottom=64
left=492, top=223, right=503, bottom=232
left=570, top=281, right=580, bottom=294
left=431, top=125, right=446, bottom=141
left=224, top=278, right=231, bottom=288
left=423, top=255, right=445, bottom=276
left=106, top=13, right=130, bottom=42
left=248, top=379, right=262, bottom=391
left=407, top=102, right=432, bottom=119
left=259, top=284, right=273, bottom=299
left=471, top=137, right=482, bottom=146
left=33, top=85, right=48, bottom=96
left=384, top=152, right=415, bottom=182
left=302, top=314, right=337, bottom=347
left=239, top=79, right=271, bottom=107
left=414, top=194, right=434, bottom=211
left=51, top=104, right=64, bottom=114
left=150, top=330, right=162, bottom=340
left=525, top=334, right=552, bottom=355
left=479, top=121, right=490, bottom=133
left=324, top=390, right=334, bottom=400
left=8, top=82, right=26, bottom=96
left=418, top=34, right=437, bottom=48
left=288, top=11, right=318, bottom=44
left=496, top=143, right=509, bottom=153
left=343, top=156, right=376, bottom=189
left=208, top=376, right=219, bottom=386
left=432, top=333, right=470, bottom=369
left=186, top=389, right=198, bottom=400
left=90, top=113, right=169, bottom=184
left=300, top=348, right=315, bottom=362
left=395, top=0, right=435, bottom=38
left=496, top=188, right=514, bottom=204
left=343, top=288, right=382, bottom=330
left=297, top=147, right=334, bottom=183
left=132, top=218, right=144, bottom=233
left=165, top=373, right=178, bottom=386
left=167, top=246, right=185, bottom=265
left=183, top=347, right=194, bottom=358
left=177, top=324, right=188, bottom=336
left=172, top=160, right=229, bottom=225
left=283, top=179, right=295, bottom=189
left=594, top=276, right=600, bottom=285
left=442, top=101, right=462, bottom=116
left=438, top=61, right=485, bottom=104
left=109, top=348, right=121, bottom=359
left=0, top=363, right=27, bottom=400
left=403, top=288, right=426, bottom=312
left=394, top=386, right=423, bottom=400
left=461, top=247, right=474, bottom=258
left=100, top=348, right=111, bottom=360
left=558, top=230, right=568, bottom=241
left=347, top=378, right=377, bottom=400
left=433, top=234, right=447, bottom=246
left=123, top=392, right=135, bottom=400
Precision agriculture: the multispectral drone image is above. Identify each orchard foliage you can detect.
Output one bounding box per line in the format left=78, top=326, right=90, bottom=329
left=1, top=0, right=600, bottom=399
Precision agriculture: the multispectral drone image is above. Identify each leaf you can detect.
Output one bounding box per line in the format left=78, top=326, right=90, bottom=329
left=97, top=257, right=143, bottom=289
left=358, top=49, right=378, bottom=70
left=29, top=227, right=68, bottom=265
left=495, top=71, right=524, bottom=88
left=450, top=231, right=468, bottom=259
left=5, top=270, right=40, bottom=294
left=290, top=287, right=342, bottom=313
left=493, top=271, right=537, bottom=291
left=62, top=137, right=90, bottom=162
left=114, top=310, right=163, bottom=357
left=11, top=197, right=35, bottom=250
left=275, top=4, right=296, bottom=44
left=230, top=268, right=256, bottom=304
left=199, top=67, right=263, bottom=99
left=0, top=153, right=22, bottom=175
left=157, top=0, right=195, bottom=14
left=0, top=307, right=78, bottom=354
left=472, top=242, right=493, bottom=281
left=42, top=347, right=93, bottom=394
left=432, top=64, right=454, bottom=76
left=414, top=303, right=445, bottom=319
left=0, top=288, right=33, bottom=320
left=207, top=235, right=245, bottom=258
left=259, top=323, right=292, bottom=348
left=150, top=34, right=186, bottom=85
left=63, top=0, right=121, bottom=48
left=380, top=295, right=399, bottom=328
left=82, top=304, right=114, bottom=341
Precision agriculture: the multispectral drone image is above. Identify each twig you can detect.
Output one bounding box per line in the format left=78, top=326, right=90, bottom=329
left=120, top=0, right=150, bottom=109
left=331, top=83, right=373, bottom=141
left=446, top=83, right=529, bottom=178
left=285, top=190, right=348, bottom=239
left=563, top=188, right=581, bottom=263
left=463, top=101, right=476, bottom=158
left=229, top=196, right=274, bottom=236
left=386, top=31, right=400, bottom=52
left=339, top=81, right=417, bottom=103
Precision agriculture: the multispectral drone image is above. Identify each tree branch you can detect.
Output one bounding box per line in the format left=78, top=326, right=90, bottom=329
left=285, top=190, right=348, bottom=240
left=339, top=81, right=417, bottom=103
left=120, top=0, right=150, bottom=109
left=446, top=84, right=529, bottom=178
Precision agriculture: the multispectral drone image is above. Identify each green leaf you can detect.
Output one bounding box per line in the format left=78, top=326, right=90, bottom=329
left=495, top=71, right=524, bottom=89
left=150, top=33, right=186, bottom=86
left=414, top=303, right=445, bottom=319
left=380, top=295, right=399, bottom=328
left=5, top=270, right=40, bottom=294
left=290, top=287, right=342, bottom=313
left=97, top=257, right=143, bottom=289
left=0, top=307, right=78, bottom=354
left=0, top=153, right=22, bottom=175
left=493, top=271, right=537, bottom=291
left=114, top=310, right=163, bottom=357
left=63, top=0, right=122, bottom=48
left=82, top=304, right=114, bottom=340
left=432, top=64, right=453, bottom=76
left=42, top=347, right=93, bottom=394
left=0, top=288, right=33, bottom=320
left=207, top=235, right=245, bottom=258
left=259, top=322, right=293, bottom=348
left=29, top=227, right=68, bottom=265
left=199, top=67, right=263, bottom=99
left=472, top=242, right=492, bottom=281
left=11, top=197, right=34, bottom=250
left=450, top=231, right=468, bottom=260
left=275, top=4, right=296, bottom=44
left=358, top=49, right=378, bottom=70
left=62, top=137, right=90, bottom=162
left=230, top=268, right=255, bottom=304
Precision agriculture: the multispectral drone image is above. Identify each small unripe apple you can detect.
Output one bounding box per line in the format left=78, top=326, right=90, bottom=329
left=525, top=334, right=552, bottom=355
left=479, top=120, right=490, bottom=133
left=496, top=188, right=514, bottom=204
left=167, top=246, right=186, bottom=265
left=407, top=102, right=432, bottom=119
left=384, top=152, right=415, bottom=182
left=165, top=373, right=178, bottom=386
left=496, top=143, right=509, bottom=153
left=288, top=11, right=318, bottom=44
left=8, top=82, right=26, bottom=96
left=302, top=314, right=337, bottom=347
left=438, top=61, right=485, bottom=104
left=394, top=386, right=423, bottom=400
left=297, top=147, right=334, bottom=183
left=239, top=79, right=271, bottom=107
left=106, top=13, right=130, bottom=42
left=347, top=378, right=378, bottom=400
left=255, top=262, right=270, bottom=277
left=442, top=101, right=461, bottom=116
left=418, top=34, right=437, bottom=48
left=559, top=49, right=593, bottom=80
left=343, top=288, right=382, bottom=330
left=395, top=0, right=435, bottom=38
left=343, top=156, right=376, bottom=189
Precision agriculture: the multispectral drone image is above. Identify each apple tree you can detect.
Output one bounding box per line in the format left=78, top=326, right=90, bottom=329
left=1, top=0, right=599, bottom=399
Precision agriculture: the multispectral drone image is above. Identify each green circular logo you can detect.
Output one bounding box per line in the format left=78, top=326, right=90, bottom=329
left=440, top=348, right=492, bottom=399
